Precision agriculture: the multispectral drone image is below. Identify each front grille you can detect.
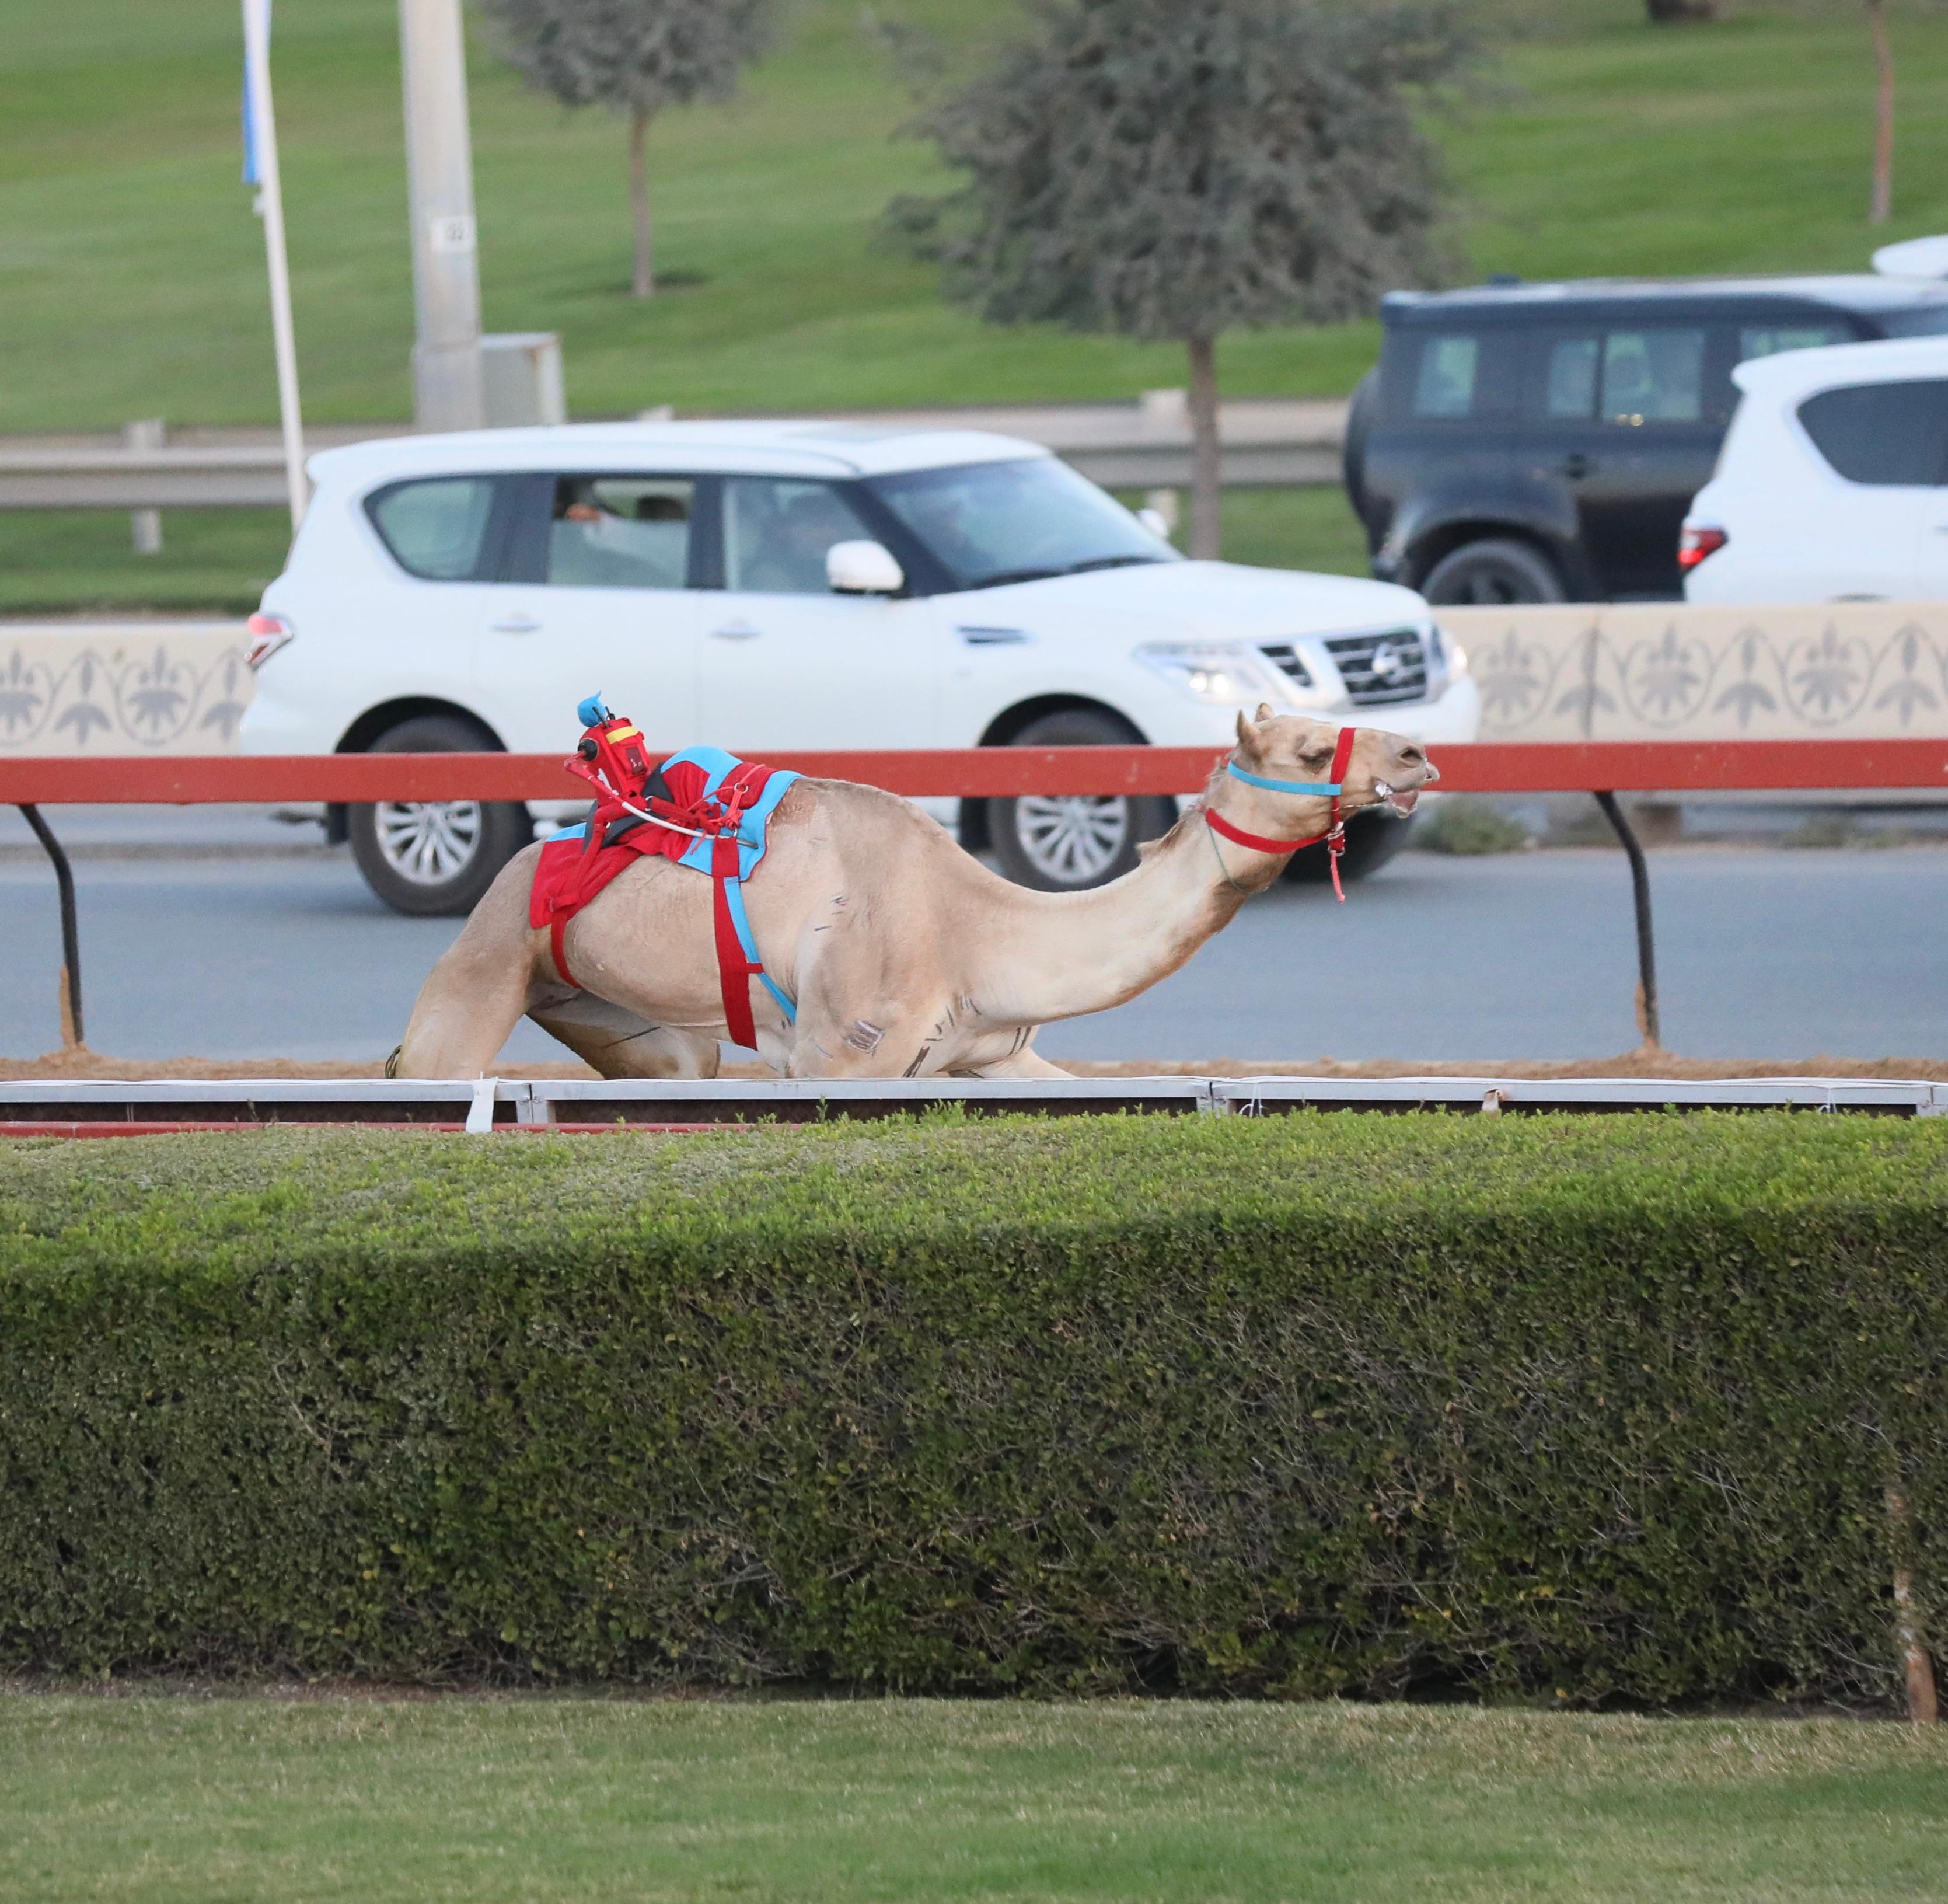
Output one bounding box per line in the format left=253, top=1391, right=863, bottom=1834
left=1257, top=642, right=1314, bottom=689
left=1322, top=627, right=1428, bottom=705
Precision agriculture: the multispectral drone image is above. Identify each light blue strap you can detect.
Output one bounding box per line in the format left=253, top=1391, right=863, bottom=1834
left=1227, top=762, right=1342, bottom=796
left=721, top=870, right=797, bottom=1024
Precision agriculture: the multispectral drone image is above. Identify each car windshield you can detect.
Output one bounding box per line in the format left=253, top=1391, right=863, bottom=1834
left=864, top=457, right=1177, bottom=592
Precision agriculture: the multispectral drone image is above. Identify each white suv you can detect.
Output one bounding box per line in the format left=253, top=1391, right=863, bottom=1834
left=242, top=422, right=1479, bottom=912
left=1682, top=336, right=1948, bottom=601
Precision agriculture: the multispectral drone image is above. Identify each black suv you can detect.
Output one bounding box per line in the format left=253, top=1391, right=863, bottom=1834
left=1345, top=274, right=1948, bottom=603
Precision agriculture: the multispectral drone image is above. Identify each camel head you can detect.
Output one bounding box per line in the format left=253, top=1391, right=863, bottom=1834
left=1212, top=705, right=1440, bottom=848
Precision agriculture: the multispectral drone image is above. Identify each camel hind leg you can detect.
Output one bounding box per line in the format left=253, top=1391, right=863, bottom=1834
left=526, top=989, right=721, bottom=1079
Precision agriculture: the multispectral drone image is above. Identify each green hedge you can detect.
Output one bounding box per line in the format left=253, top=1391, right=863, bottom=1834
left=2, top=1114, right=1945, bottom=1702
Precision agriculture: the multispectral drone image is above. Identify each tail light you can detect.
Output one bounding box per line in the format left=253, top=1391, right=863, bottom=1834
left=246, top=611, right=295, bottom=669
left=1678, top=525, right=1727, bottom=573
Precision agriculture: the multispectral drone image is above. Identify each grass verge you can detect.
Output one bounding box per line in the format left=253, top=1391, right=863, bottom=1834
left=2, top=1695, right=1946, bottom=1904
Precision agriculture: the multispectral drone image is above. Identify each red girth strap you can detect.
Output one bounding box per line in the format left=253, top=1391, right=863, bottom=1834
left=1206, top=724, right=1359, bottom=902
left=711, top=835, right=759, bottom=1051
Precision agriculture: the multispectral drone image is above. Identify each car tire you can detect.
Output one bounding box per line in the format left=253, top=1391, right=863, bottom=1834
left=987, top=710, right=1177, bottom=893
left=346, top=714, right=532, bottom=918
left=1420, top=538, right=1566, bottom=606
left=1281, top=808, right=1418, bottom=885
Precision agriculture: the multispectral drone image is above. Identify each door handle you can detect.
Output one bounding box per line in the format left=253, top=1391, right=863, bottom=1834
left=711, top=622, right=762, bottom=640
left=1560, top=454, right=1594, bottom=480
left=489, top=615, right=541, bottom=634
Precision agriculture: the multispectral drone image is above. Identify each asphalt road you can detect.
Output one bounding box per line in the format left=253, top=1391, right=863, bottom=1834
left=5, top=816, right=1946, bottom=1065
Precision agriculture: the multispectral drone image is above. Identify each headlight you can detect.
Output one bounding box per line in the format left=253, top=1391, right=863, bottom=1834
left=1134, top=642, right=1290, bottom=707
left=1424, top=622, right=1467, bottom=692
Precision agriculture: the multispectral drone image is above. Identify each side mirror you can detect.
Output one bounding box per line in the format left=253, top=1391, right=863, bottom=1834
left=827, top=539, right=905, bottom=595
left=1137, top=507, right=1172, bottom=539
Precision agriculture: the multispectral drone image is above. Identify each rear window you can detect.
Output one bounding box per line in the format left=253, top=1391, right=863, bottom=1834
left=365, top=476, right=498, bottom=580
left=1412, top=335, right=1479, bottom=417
left=546, top=476, right=694, bottom=588
left=1797, top=380, right=1948, bottom=485
left=1390, top=328, right=1520, bottom=422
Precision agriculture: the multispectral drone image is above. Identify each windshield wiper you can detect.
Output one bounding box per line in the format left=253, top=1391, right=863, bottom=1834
left=966, top=566, right=1064, bottom=589
left=1064, top=555, right=1168, bottom=574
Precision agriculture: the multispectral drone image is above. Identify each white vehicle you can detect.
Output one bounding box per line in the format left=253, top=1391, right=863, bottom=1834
left=1682, top=336, right=1948, bottom=602
left=242, top=423, right=1479, bottom=913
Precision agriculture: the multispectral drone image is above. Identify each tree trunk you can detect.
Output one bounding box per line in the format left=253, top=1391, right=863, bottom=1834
left=629, top=104, right=655, bottom=298
left=1643, top=0, right=1717, bottom=20
left=1867, top=0, right=1894, bottom=225
left=1186, top=335, right=1221, bottom=561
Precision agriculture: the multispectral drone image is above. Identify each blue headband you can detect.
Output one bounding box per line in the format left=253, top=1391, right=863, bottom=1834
left=1226, top=763, right=1342, bottom=797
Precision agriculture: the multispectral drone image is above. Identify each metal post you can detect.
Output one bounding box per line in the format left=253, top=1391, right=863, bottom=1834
left=18, top=804, right=83, bottom=1049
left=399, top=0, right=486, bottom=431
left=125, top=419, right=165, bottom=552
left=241, top=0, right=310, bottom=527
left=1594, top=790, right=1660, bottom=1049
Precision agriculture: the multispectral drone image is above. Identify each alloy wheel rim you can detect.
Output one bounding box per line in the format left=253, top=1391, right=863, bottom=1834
left=374, top=800, right=483, bottom=885
left=1015, top=794, right=1130, bottom=885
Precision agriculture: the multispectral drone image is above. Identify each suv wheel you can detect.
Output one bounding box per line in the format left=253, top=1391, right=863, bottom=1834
left=346, top=714, right=532, bottom=917
left=987, top=710, right=1177, bottom=892
left=1282, top=808, right=1418, bottom=885
left=1420, top=538, right=1565, bottom=606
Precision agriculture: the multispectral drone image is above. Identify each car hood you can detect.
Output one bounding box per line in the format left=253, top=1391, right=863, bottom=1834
left=965, top=559, right=1429, bottom=640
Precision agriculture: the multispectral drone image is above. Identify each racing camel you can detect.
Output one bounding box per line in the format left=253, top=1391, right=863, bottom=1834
left=389, top=706, right=1438, bottom=1082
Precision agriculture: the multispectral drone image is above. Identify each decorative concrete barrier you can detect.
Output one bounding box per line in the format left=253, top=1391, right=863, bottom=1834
left=0, top=622, right=251, bottom=756
left=8, top=604, right=1948, bottom=759
left=1443, top=601, right=1948, bottom=744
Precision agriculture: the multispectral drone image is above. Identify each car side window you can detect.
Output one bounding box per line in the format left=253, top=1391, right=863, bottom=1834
left=1797, top=381, right=1948, bottom=486
left=721, top=477, right=874, bottom=593
left=1544, top=337, right=1600, bottom=419
left=1738, top=323, right=1852, bottom=362
left=366, top=476, right=499, bottom=580
left=545, top=476, right=694, bottom=588
left=1412, top=335, right=1479, bottom=418
left=1600, top=328, right=1705, bottom=424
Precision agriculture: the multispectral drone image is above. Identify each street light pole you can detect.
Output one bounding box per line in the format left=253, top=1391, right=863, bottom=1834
left=398, top=0, right=485, bottom=430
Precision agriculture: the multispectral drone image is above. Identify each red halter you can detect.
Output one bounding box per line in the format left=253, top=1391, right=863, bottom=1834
left=1205, top=725, right=1359, bottom=902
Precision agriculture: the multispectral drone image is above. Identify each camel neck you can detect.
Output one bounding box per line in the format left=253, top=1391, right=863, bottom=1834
left=978, top=793, right=1325, bottom=1026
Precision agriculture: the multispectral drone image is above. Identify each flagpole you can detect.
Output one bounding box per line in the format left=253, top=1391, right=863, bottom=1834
left=242, top=0, right=309, bottom=528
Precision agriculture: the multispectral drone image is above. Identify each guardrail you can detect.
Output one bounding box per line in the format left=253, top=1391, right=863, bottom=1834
left=10, top=740, right=1948, bottom=1058
left=0, top=400, right=1348, bottom=510
left=5, top=1074, right=1943, bottom=1136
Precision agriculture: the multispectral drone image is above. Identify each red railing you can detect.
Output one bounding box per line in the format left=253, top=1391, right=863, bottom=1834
left=3, top=738, right=1947, bottom=804
left=9, top=740, right=1946, bottom=1057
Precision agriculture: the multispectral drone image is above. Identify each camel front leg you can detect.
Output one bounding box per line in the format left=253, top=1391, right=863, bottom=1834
left=391, top=850, right=543, bottom=1079
left=392, top=933, right=535, bottom=1079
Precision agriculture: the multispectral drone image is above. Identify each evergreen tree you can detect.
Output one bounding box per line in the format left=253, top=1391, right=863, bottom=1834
left=479, top=0, right=778, bottom=297
left=886, top=0, right=1475, bottom=556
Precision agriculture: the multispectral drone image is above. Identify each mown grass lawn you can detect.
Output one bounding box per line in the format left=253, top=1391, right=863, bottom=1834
left=6, top=0, right=1948, bottom=434
left=2, top=1696, right=1944, bottom=1903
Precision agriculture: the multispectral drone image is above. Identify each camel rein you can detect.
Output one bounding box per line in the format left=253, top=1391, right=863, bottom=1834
left=1203, top=725, right=1359, bottom=903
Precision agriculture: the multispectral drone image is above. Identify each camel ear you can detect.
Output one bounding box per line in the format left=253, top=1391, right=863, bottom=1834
left=1255, top=701, right=1276, bottom=723
left=1234, top=708, right=1263, bottom=756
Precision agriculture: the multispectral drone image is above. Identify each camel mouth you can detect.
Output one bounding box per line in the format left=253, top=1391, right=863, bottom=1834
left=1373, top=782, right=1421, bottom=816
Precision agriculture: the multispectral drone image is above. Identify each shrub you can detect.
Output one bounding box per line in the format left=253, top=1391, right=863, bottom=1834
left=1, top=1115, right=1944, bottom=1703
left=1415, top=797, right=1533, bottom=855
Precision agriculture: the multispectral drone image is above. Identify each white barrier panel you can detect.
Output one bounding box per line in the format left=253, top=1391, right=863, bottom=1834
left=0, top=622, right=251, bottom=757
left=1, top=1075, right=1943, bottom=1127
left=1443, top=602, right=1948, bottom=744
